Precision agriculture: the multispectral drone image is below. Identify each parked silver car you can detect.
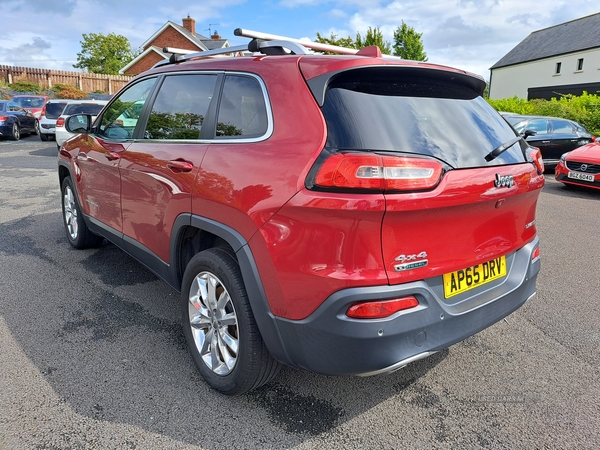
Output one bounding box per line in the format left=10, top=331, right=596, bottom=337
left=55, top=100, right=108, bottom=148
left=39, top=99, right=71, bottom=141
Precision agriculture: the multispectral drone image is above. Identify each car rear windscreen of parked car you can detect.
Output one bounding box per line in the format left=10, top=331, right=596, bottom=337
left=321, top=68, right=527, bottom=169
left=63, top=103, right=105, bottom=116
left=45, top=102, right=69, bottom=119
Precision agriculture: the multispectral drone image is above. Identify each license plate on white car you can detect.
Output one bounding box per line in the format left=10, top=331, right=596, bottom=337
left=568, top=172, right=594, bottom=182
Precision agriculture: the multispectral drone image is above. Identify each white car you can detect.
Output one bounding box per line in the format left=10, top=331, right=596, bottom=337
left=55, top=100, right=108, bottom=148
left=39, top=99, right=71, bottom=141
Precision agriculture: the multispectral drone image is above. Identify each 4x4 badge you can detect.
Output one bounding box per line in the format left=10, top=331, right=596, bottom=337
left=394, top=251, right=428, bottom=272
left=494, top=173, right=514, bottom=188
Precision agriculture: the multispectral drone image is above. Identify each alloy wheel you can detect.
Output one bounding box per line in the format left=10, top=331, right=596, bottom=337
left=63, top=185, right=79, bottom=240
left=188, top=271, right=239, bottom=375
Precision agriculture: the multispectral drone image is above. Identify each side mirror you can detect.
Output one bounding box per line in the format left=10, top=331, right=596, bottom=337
left=523, top=129, right=537, bottom=138
left=65, top=114, right=92, bottom=134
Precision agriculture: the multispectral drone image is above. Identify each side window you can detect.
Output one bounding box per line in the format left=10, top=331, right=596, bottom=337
left=98, top=78, right=157, bottom=139
left=144, top=74, right=217, bottom=140
left=550, top=119, right=573, bottom=134
left=524, top=119, right=548, bottom=134
left=216, top=75, right=268, bottom=139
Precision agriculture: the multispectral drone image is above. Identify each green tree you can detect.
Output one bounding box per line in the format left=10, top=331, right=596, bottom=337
left=315, top=32, right=356, bottom=54
left=355, top=27, right=392, bottom=54
left=74, top=33, right=137, bottom=74
left=393, top=21, right=427, bottom=61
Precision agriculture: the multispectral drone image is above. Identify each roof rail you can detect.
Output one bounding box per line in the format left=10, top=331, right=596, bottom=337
left=154, top=27, right=361, bottom=68
left=234, top=28, right=359, bottom=55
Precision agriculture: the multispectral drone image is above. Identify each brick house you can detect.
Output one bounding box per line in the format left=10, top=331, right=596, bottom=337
left=120, top=16, right=231, bottom=75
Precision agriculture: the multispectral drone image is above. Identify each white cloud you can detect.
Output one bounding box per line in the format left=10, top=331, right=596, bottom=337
left=343, top=0, right=600, bottom=78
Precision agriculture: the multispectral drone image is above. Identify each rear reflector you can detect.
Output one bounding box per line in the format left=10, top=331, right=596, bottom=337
left=313, top=152, right=444, bottom=192
left=346, top=296, right=419, bottom=319
left=531, top=246, right=540, bottom=262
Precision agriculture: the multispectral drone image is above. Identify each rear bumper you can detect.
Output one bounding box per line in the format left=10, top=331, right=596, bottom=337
left=274, top=237, right=540, bottom=376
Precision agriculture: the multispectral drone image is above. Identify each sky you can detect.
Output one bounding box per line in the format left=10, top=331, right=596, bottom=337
left=0, top=0, right=598, bottom=81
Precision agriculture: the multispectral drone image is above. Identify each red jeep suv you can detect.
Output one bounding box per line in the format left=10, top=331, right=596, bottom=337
left=57, top=29, right=544, bottom=395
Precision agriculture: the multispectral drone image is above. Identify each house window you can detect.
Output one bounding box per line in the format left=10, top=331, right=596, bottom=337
left=555, top=62, right=561, bottom=74
left=576, top=58, right=584, bottom=71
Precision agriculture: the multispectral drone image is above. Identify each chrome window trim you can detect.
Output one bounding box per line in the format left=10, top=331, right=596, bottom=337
left=135, top=70, right=273, bottom=144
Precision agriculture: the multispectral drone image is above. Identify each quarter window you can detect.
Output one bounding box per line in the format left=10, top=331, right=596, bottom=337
left=144, top=74, right=217, bottom=140
left=215, top=75, right=268, bottom=138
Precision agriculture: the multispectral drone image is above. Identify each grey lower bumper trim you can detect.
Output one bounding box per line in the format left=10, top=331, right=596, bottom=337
left=357, top=351, right=438, bottom=377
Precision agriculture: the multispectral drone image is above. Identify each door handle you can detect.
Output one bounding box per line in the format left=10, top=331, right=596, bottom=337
left=167, top=160, right=194, bottom=173
left=541, top=141, right=551, bottom=144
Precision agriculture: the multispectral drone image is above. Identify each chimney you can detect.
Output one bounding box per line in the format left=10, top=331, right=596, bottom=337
left=182, top=16, right=196, bottom=35
left=212, top=30, right=221, bottom=40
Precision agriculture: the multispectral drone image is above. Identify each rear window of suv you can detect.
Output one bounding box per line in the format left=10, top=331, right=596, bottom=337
left=45, top=102, right=68, bottom=119
left=321, top=68, right=527, bottom=169
left=63, top=103, right=105, bottom=116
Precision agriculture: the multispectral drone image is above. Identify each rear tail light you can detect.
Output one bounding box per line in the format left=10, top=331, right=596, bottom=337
left=592, top=136, right=597, bottom=142
left=528, top=147, right=544, bottom=174
left=310, top=151, right=444, bottom=192
left=0, top=115, right=8, bottom=121
left=56, top=117, right=65, bottom=127
left=346, top=296, right=419, bottom=319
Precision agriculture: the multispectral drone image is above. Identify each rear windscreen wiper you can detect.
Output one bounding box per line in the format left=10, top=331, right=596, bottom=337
left=485, top=136, right=524, bottom=162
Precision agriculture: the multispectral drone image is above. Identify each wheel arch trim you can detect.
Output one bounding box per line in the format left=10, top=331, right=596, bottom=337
left=175, top=214, right=293, bottom=366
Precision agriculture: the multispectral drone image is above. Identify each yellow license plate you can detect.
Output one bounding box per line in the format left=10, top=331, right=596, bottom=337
left=443, top=256, right=506, bottom=298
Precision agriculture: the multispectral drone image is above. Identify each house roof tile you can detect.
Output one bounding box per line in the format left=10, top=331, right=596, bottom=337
left=491, top=12, right=600, bottom=69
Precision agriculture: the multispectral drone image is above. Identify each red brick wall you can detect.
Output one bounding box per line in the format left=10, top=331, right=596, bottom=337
left=124, top=26, right=205, bottom=75
left=148, top=27, right=202, bottom=52
left=123, top=52, right=164, bottom=75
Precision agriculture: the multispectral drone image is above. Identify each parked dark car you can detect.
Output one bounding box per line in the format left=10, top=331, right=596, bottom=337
left=0, top=100, right=39, bottom=140
left=501, top=113, right=595, bottom=166
left=555, top=142, right=600, bottom=190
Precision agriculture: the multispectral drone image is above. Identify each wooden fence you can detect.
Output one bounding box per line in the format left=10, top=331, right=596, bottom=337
left=0, top=65, right=132, bottom=95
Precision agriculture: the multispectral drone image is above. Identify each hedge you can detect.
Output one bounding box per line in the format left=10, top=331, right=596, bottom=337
left=487, top=92, right=600, bottom=136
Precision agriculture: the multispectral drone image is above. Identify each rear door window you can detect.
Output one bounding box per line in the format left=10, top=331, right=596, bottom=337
left=320, top=68, right=527, bottom=168
left=144, top=74, right=217, bottom=140
left=549, top=119, right=574, bottom=134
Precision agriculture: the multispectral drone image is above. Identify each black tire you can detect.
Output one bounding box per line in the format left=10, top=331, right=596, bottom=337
left=61, top=176, right=103, bottom=249
left=34, top=119, right=40, bottom=135
left=40, top=133, right=49, bottom=141
left=181, top=248, right=281, bottom=395
left=11, top=123, right=20, bottom=141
